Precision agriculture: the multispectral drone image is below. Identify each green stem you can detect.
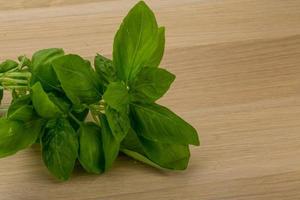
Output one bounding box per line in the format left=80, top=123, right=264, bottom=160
left=6, top=72, right=31, bottom=78
left=0, top=108, right=8, bottom=112
left=16, top=56, right=26, bottom=71
left=68, top=112, right=82, bottom=126
left=0, top=85, right=29, bottom=90
left=0, top=77, right=28, bottom=84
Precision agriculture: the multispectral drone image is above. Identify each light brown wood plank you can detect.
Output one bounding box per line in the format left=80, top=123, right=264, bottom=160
left=0, top=0, right=104, bottom=10
left=1, top=0, right=300, bottom=59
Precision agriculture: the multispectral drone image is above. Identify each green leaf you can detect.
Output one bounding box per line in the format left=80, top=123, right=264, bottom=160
left=99, top=106, right=130, bottom=171
left=121, top=128, right=144, bottom=153
left=122, top=127, right=188, bottom=170
left=99, top=113, right=120, bottom=171
left=103, top=82, right=129, bottom=111
left=0, top=60, right=18, bottom=73
left=130, top=67, right=175, bottom=103
left=7, top=94, right=34, bottom=122
left=78, top=122, right=104, bottom=174
left=71, top=103, right=87, bottom=113
left=121, top=149, right=162, bottom=169
left=113, top=1, right=165, bottom=81
left=52, top=54, right=102, bottom=105
left=122, top=129, right=190, bottom=170
left=0, top=119, right=22, bottom=157
left=30, top=48, right=64, bottom=91
left=47, top=93, right=70, bottom=113
left=105, top=106, right=130, bottom=140
left=94, top=54, right=117, bottom=86
left=8, top=105, right=34, bottom=122
left=31, top=82, right=61, bottom=119
left=138, top=136, right=190, bottom=170
left=131, top=103, right=200, bottom=146
left=0, top=118, right=44, bottom=158
left=7, top=94, right=31, bottom=115
left=41, top=118, right=78, bottom=181
left=121, top=129, right=161, bottom=169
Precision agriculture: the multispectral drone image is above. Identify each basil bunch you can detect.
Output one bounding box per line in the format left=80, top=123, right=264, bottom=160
left=0, top=1, right=199, bottom=181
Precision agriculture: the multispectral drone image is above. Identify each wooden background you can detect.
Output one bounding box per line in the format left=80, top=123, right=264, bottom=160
left=0, top=0, right=300, bottom=199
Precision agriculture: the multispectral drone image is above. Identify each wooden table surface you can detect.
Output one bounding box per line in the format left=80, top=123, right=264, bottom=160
left=0, top=0, right=300, bottom=199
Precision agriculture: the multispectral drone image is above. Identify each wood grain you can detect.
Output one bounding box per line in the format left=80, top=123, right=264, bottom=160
left=0, top=0, right=300, bottom=199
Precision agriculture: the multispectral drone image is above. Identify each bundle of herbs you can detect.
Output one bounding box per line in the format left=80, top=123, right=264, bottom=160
left=0, top=1, right=199, bottom=181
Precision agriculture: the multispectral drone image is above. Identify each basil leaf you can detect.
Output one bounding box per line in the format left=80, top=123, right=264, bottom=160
left=52, top=54, right=102, bottom=105
left=113, top=1, right=165, bottom=81
left=99, top=113, right=120, bottom=171
left=0, top=118, right=43, bottom=158
left=41, top=118, right=78, bottom=181
left=7, top=94, right=31, bottom=115
left=31, top=82, right=61, bottom=119
left=121, top=129, right=161, bottom=169
left=121, top=128, right=144, bottom=153
left=0, top=119, right=23, bottom=157
left=131, top=103, right=199, bottom=146
left=78, top=122, right=104, bottom=174
left=24, top=118, right=45, bottom=142
left=94, top=54, right=117, bottom=86
left=130, top=67, right=175, bottom=103
left=0, top=60, right=18, bottom=73
left=123, top=129, right=189, bottom=170
left=99, top=106, right=130, bottom=171
left=103, top=82, right=129, bottom=111
left=48, top=93, right=70, bottom=113
left=8, top=105, right=34, bottom=122
left=106, top=106, right=130, bottom=140
left=138, top=136, right=190, bottom=170
left=7, top=94, right=35, bottom=122
left=121, top=149, right=162, bottom=169
left=30, top=48, right=64, bottom=91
